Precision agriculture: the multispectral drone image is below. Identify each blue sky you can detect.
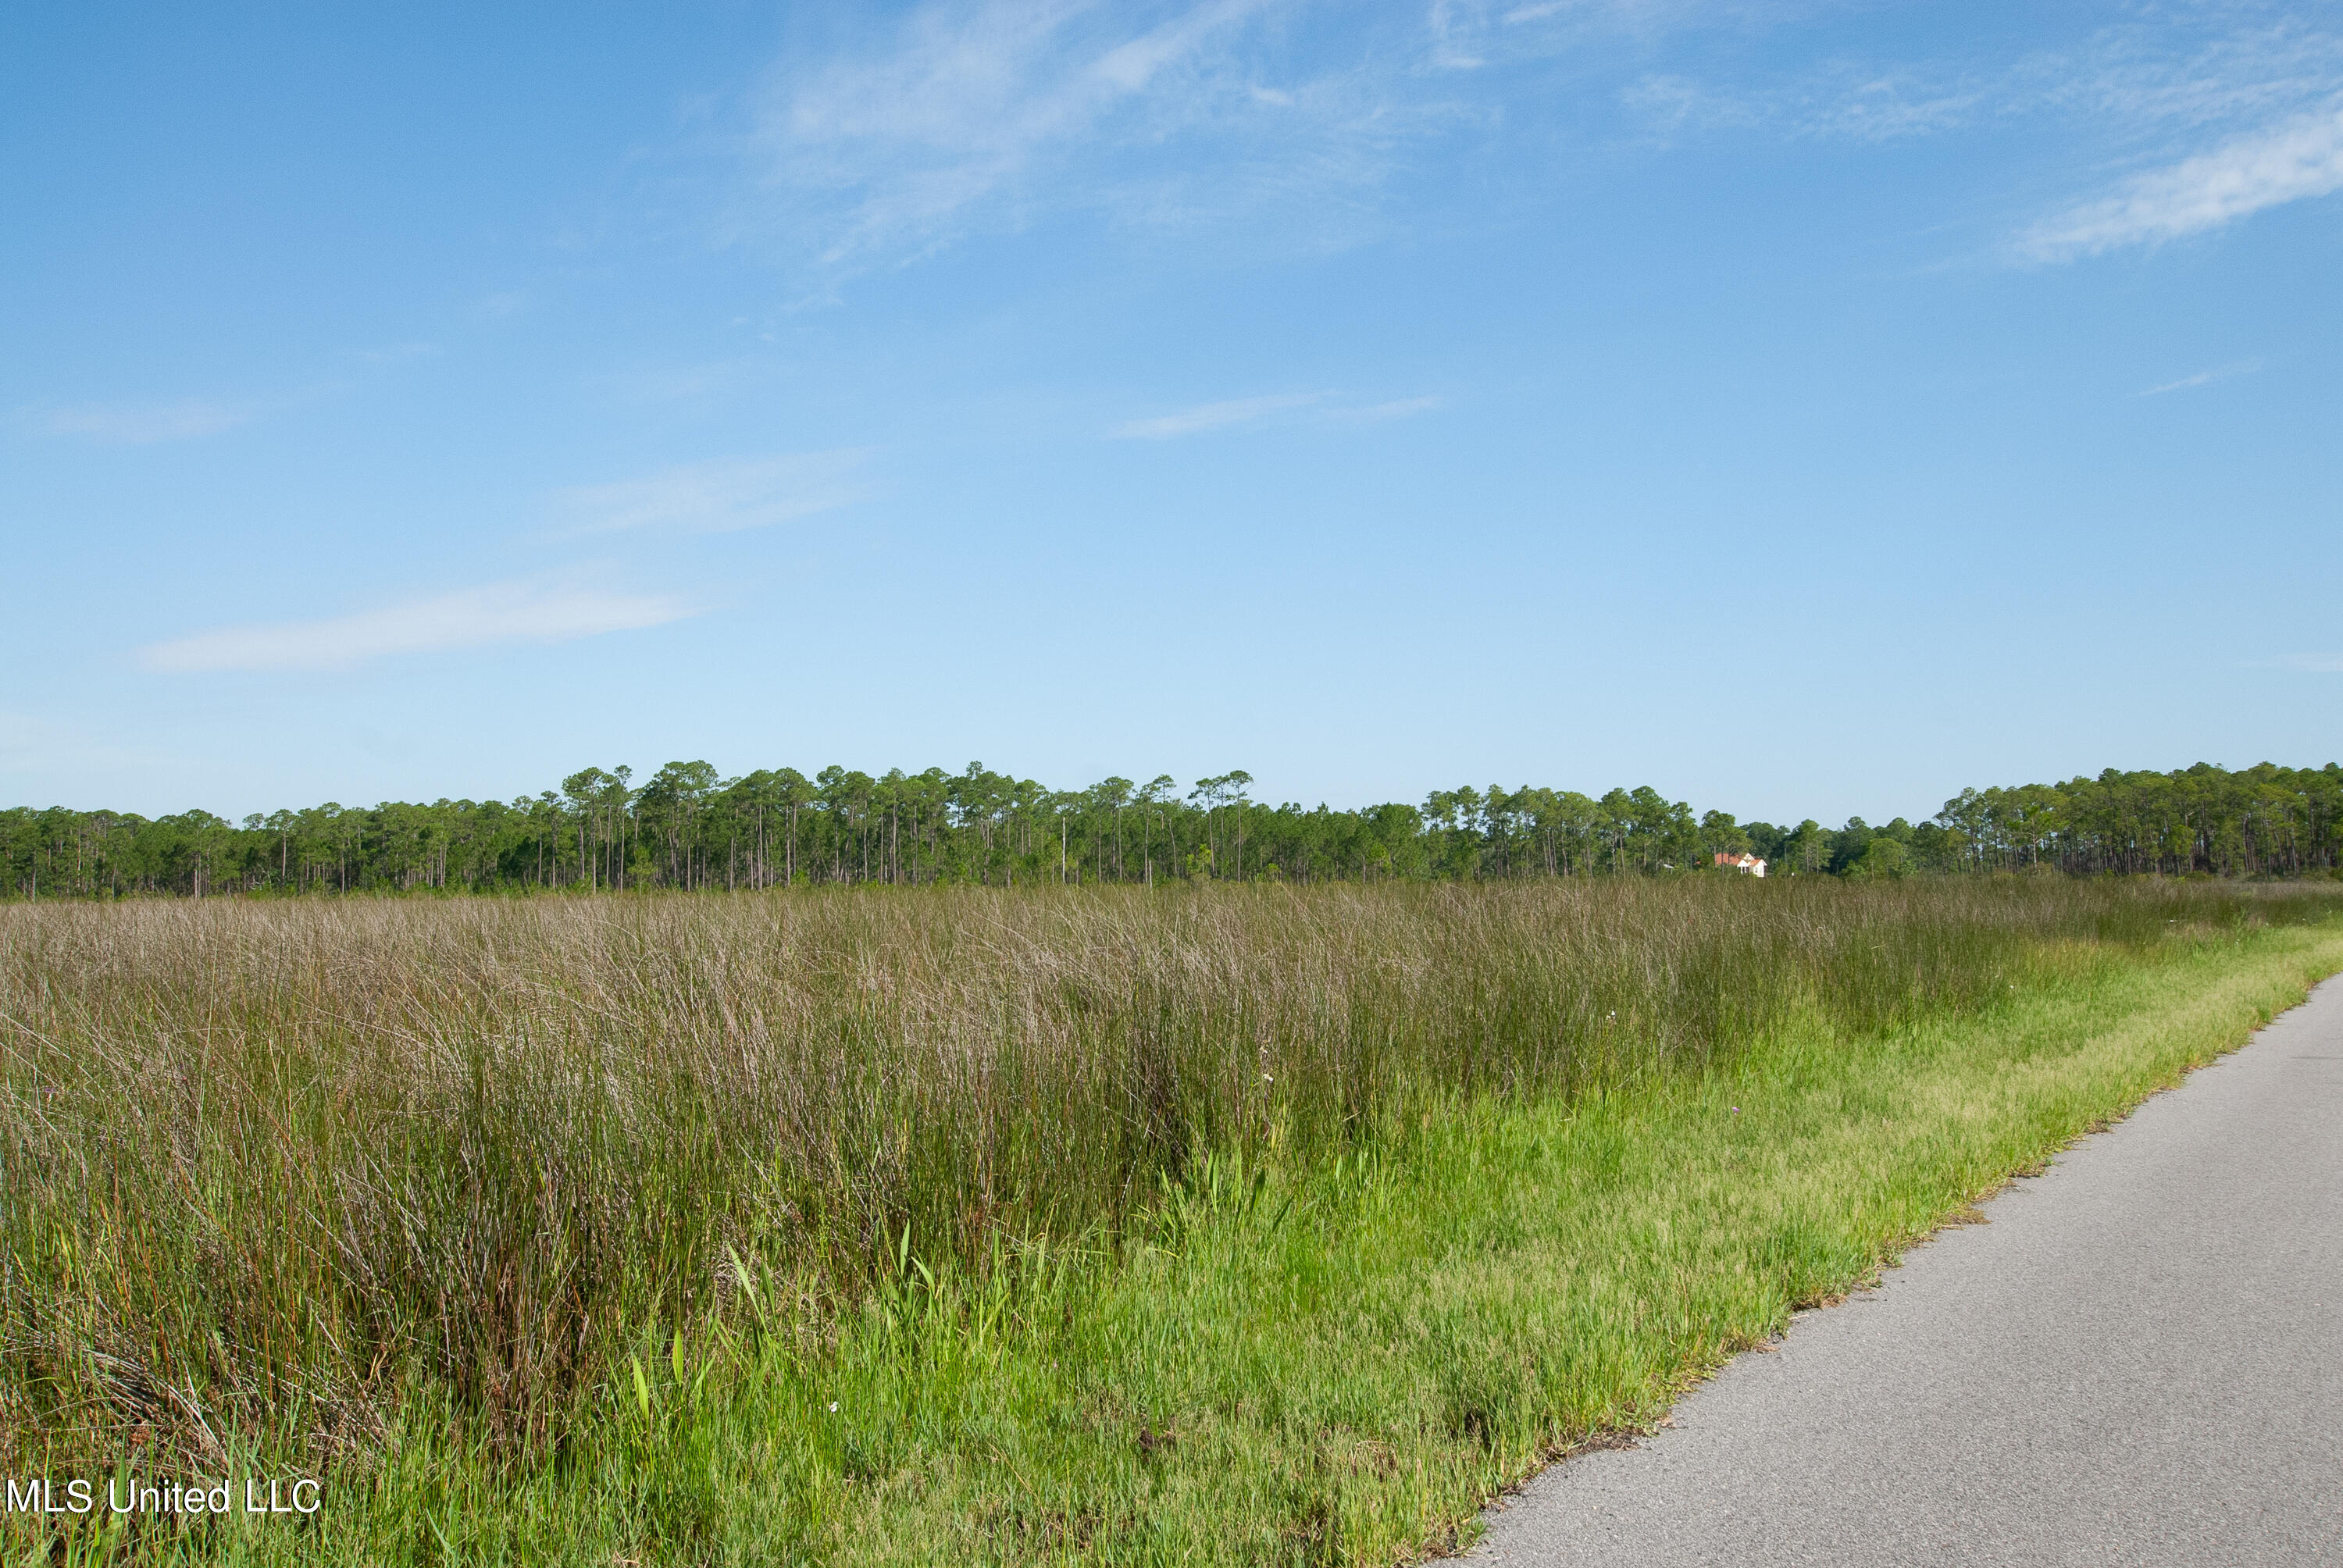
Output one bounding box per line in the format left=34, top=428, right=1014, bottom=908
left=5, top=1, right=2339, bottom=825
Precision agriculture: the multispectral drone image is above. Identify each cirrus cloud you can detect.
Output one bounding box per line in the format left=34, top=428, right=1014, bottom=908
left=1112, top=392, right=1323, bottom=439
left=551, top=452, right=877, bottom=535
left=758, top=0, right=1276, bottom=267
left=29, top=398, right=255, bottom=444
left=1111, top=390, right=1440, bottom=438
left=2021, top=102, right=2343, bottom=261
left=137, top=578, right=694, bottom=674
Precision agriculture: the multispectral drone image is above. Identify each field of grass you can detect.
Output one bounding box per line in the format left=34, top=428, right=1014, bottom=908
left=3, top=878, right=2339, bottom=1565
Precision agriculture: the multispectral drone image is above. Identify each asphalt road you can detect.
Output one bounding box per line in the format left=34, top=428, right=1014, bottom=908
left=1466, top=977, right=2343, bottom=1567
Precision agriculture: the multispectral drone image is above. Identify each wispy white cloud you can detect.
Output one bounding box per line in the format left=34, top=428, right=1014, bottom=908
left=757, top=0, right=1275, bottom=266
left=137, top=578, right=694, bottom=674
left=1432, top=0, right=1773, bottom=69
left=27, top=345, right=445, bottom=444
left=732, top=1, right=2343, bottom=285
left=552, top=452, right=876, bottom=534
left=1601, top=16, right=2343, bottom=262
left=2140, top=358, right=2263, bottom=395
left=1806, top=71, right=1985, bottom=141
left=2022, top=102, right=2343, bottom=261
left=1111, top=390, right=1439, bottom=437
left=28, top=398, right=254, bottom=444
left=1626, top=59, right=2033, bottom=148
left=2251, top=653, right=2343, bottom=673
left=1617, top=16, right=2343, bottom=180
left=743, top=0, right=1481, bottom=275
left=1428, top=0, right=1487, bottom=70
left=2036, top=20, right=2343, bottom=135
left=1114, top=392, right=1322, bottom=438
left=1323, top=394, right=1442, bottom=425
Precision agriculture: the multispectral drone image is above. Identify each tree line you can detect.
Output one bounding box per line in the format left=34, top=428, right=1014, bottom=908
left=4, top=759, right=2339, bottom=901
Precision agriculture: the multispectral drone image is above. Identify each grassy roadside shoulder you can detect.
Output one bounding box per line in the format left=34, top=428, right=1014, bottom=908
left=20, top=914, right=2343, bottom=1566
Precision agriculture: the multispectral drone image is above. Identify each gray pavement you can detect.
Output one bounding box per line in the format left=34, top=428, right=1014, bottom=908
left=1467, top=976, right=2343, bottom=1567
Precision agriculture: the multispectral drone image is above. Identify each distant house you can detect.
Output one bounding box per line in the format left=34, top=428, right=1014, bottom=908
left=1713, top=850, right=1767, bottom=878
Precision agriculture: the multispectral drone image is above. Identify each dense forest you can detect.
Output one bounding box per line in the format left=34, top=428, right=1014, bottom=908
left=3, top=760, right=2340, bottom=900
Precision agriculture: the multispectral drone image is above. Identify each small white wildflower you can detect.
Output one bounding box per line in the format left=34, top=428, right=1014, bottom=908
left=1261, top=1073, right=1274, bottom=1082
left=828, top=1402, right=839, bottom=1413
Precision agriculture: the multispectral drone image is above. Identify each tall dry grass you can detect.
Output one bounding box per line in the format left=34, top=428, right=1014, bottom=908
left=0, top=878, right=2312, bottom=1475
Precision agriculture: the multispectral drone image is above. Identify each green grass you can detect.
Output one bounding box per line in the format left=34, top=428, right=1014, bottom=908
left=5, top=882, right=2340, bottom=1564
